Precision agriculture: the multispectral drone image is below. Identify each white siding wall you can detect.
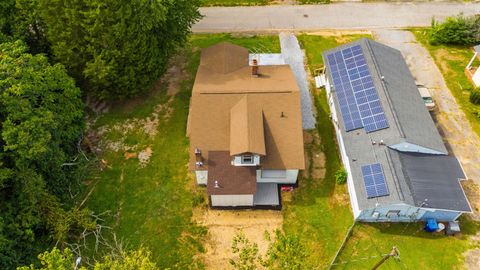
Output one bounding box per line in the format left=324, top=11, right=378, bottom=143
left=473, top=68, right=480, bottom=87
left=211, top=195, right=254, bottom=207
left=357, top=204, right=463, bottom=222
left=232, top=155, right=261, bottom=166
left=256, top=170, right=299, bottom=184
left=195, top=170, right=208, bottom=185
left=326, top=79, right=361, bottom=218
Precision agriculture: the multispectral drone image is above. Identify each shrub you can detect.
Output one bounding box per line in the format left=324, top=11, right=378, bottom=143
left=429, top=14, right=480, bottom=46
left=470, top=89, right=480, bottom=105
left=335, top=168, right=347, bottom=184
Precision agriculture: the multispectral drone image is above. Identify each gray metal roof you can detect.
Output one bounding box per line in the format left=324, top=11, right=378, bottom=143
left=322, top=38, right=470, bottom=213
left=367, top=41, right=447, bottom=154
left=393, top=150, right=471, bottom=212
left=253, top=183, right=279, bottom=206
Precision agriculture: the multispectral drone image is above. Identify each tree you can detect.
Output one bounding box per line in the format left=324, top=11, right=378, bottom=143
left=18, top=247, right=157, bottom=270
left=0, top=40, right=91, bottom=269
left=429, top=14, right=480, bottom=46
left=0, top=0, right=50, bottom=54
left=230, top=232, right=261, bottom=270
left=38, top=0, right=201, bottom=99
left=263, top=230, right=306, bottom=270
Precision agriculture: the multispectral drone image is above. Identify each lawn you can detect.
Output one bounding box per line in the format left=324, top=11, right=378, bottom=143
left=83, top=32, right=479, bottom=269
left=412, top=29, right=480, bottom=138
left=83, top=33, right=280, bottom=269
left=280, top=34, right=370, bottom=268
left=290, top=33, right=480, bottom=269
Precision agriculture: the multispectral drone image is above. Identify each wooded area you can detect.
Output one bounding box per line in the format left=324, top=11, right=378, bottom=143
left=0, top=0, right=200, bottom=269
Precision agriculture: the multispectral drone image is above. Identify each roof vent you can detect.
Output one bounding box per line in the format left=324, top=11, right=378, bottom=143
left=214, top=180, right=220, bottom=189
left=195, top=148, right=201, bottom=155
left=252, top=59, right=259, bottom=77
left=379, top=139, right=385, bottom=145
left=372, top=140, right=376, bottom=145
left=281, top=111, right=286, bottom=118
left=195, top=161, right=203, bottom=167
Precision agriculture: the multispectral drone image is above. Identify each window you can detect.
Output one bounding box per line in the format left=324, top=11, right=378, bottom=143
left=242, top=155, right=253, bottom=164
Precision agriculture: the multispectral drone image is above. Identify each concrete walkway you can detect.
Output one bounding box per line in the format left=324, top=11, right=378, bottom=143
left=193, top=3, right=480, bottom=33
left=374, top=30, right=480, bottom=185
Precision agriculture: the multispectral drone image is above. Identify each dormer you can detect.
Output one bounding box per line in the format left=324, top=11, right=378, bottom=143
left=232, top=153, right=261, bottom=166
left=229, top=96, right=266, bottom=166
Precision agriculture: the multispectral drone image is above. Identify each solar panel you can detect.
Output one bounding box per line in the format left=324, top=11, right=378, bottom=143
left=326, top=44, right=389, bottom=133
left=361, top=163, right=389, bottom=198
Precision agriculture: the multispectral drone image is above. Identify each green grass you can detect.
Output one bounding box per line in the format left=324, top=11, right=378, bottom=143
left=280, top=34, right=370, bottom=268
left=201, top=0, right=270, bottom=7
left=334, top=218, right=480, bottom=270
left=412, top=29, right=480, bottom=137
left=83, top=33, right=281, bottom=269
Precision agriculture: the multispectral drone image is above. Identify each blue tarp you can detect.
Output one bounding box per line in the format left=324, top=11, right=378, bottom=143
left=424, top=218, right=438, bottom=232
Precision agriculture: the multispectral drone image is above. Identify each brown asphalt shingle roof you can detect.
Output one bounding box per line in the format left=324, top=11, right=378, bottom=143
left=230, top=95, right=266, bottom=156
left=207, top=151, right=257, bottom=195
left=187, top=42, right=305, bottom=173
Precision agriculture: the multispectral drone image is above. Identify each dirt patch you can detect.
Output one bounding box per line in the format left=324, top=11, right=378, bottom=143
left=124, top=152, right=137, bottom=160
left=88, top=97, right=174, bottom=156
left=303, top=130, right=325, bottom=179
left=162, top=54, right=188, bottom=96
left=464, top=230, right=480, bottom=270
left=462, top=180, right=480, bottom=221
left=194, top=209, right=283, bottom=270
left=306, top=30, right=372, bottom=38
left=311, top=152, right=326, bottom=179
left=464, top=248, right=480, bottom=270
left=436, top=48, right=464, bottom=62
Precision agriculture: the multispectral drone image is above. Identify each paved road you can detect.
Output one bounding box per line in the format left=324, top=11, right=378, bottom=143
left=374, top=29, right=480, bottom=185
left=193, top=3, right=480, bottom=33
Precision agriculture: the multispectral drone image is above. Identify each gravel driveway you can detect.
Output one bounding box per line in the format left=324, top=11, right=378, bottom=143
left=374, top=30, right=480, bottom=185
left=280, top=32, right=316, bottom=130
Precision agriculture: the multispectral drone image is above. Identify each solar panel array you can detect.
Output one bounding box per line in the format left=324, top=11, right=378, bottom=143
left=327, top=44, right=389, bottom=133
left=361, top=163, right=389, bottom=198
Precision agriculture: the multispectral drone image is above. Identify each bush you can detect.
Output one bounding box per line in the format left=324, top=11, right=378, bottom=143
left=470, top=89, right=480, bottom=105
left=335, top=168, right=347, bottom=184
left=429, top=14, right=480, bottom=46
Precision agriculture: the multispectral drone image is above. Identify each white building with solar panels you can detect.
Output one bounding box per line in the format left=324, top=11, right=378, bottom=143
left=322, top=38, right=472, bottom=222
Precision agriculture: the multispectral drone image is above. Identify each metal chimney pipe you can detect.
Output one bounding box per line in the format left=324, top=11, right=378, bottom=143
left=252, top=59, right=259, bottom=77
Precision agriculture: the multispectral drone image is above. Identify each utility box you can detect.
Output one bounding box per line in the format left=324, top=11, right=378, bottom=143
left=446, top=221, right=461, bottom=235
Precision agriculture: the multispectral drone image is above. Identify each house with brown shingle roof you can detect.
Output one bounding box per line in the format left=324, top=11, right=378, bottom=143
left=187, top=42, right=305, bottom=207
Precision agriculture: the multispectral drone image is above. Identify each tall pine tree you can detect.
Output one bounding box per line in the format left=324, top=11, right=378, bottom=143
left=39, top=0, right=201, bottom=99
